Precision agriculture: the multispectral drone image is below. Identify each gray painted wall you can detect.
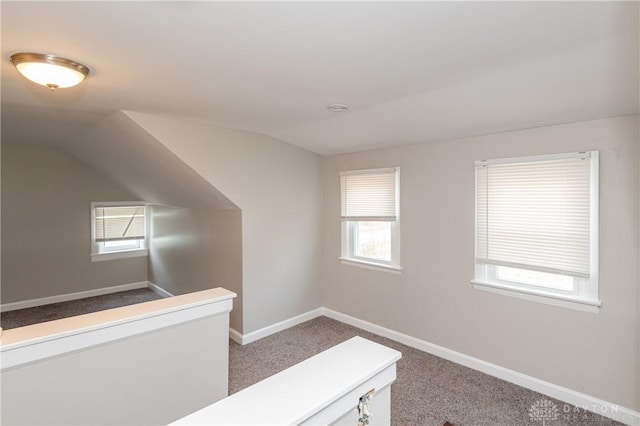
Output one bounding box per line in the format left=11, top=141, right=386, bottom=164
left=321, top=115, right=639, bottom=410
left=148, top=205, right=243, bottom=331
left=1, top=145, right=147, bottom=303
left=127, top=111, right=323, bottom=334
left=62, top=111, right=237, bottom=211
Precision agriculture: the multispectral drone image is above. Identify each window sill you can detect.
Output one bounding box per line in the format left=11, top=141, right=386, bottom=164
left=470, top=279, right=601, bottom=313
left=91, top=249, right=149, bottom=262
left=339, top=258, right=402, bottom=274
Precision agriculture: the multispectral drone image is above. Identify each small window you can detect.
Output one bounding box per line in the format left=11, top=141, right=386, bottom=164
left=91, top=202, right=148, bottom=261
left=472, top=151, right=599, bottom=311
left=340, top=168, right=400, bottom=272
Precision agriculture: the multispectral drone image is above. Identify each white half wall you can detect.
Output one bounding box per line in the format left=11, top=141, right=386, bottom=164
left=321, top=115, right=640, bottom=410
left=1, top=288, right=235, bottom=426
left=125, top=112, right=323, bottom=334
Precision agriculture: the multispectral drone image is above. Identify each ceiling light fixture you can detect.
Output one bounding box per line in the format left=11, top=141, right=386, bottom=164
left=10, top=52, right=90, bottom=91
left=327, top=103, right=349, bottom=112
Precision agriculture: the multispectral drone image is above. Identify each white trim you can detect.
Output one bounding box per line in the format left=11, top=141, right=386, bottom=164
left=321, top=308, right=639, bottom=426
left=339, top=167, right=397, bottom=176
left=229, top=308, right=323, bottom=345
left=229, top=327, right=243, bottom=345
left=339, top=258, right=402, bottom=274
left=588, top=150, right=600, bottom=302
left=91, top=201, right=149, bottom=259
left=91, top=248, right=148, bottom=262
left=91, top=201, right=148, bottom=207
left=0, top=281, right=149, bottom=313
left=147, top=282, right=175, bottom=298
left=475, top=150, right=591, bottom=166
left=471, top=280, right=601, bottom=313
left=1, top=289, right=235, bottom=371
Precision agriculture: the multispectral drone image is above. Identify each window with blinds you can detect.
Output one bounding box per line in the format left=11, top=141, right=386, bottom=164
left=95, top=205, right=146, bottom=242
left=472, top=151, right=599, bottom=309
left=91, top=202, right=148, bottom=260
left=340, top=168, right=401, bottom=271
left=341, top=168, right=397, bottom=221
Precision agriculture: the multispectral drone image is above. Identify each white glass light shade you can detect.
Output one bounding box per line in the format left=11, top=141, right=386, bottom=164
left=10, top=53, right=89, bottom=90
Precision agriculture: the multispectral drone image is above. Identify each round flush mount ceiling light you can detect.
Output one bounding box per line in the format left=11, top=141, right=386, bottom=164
left=10, top=52, right=90, bottom=91
left=327, top=103, right=349, bottom=112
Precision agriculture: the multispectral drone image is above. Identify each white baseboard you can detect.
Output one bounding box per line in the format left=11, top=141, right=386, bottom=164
left=231, top=308, right=323, bottom=345
left=0, top=282, right=150, bottom=313
left=321, top=308, right=640, bottom=426
left=147, top=282, right=174, bottom=298
left=229, top=327, right=243, bottom=345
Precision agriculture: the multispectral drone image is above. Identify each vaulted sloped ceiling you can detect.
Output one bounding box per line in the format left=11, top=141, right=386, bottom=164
left=58, top=110, right=238, bottom=211
left=1, top=1, right=638, bottom=155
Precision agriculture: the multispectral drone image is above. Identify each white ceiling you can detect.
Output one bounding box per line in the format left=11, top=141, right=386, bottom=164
left=2, top=1, right=638, bottom=155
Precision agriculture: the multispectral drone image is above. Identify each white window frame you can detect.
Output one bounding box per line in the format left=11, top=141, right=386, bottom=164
left=471, top=151, right=600, bottom=312
left=339, top=168, right=401, bottom=273
left=91, top=201, right=149, bottom=262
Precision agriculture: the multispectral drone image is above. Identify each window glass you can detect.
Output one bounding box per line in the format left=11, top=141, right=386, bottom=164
left=354, top=221, right=391, bottom=262
left=494, top=265, right=574, bottom=292
left=91, top=202, right=148, bottom=260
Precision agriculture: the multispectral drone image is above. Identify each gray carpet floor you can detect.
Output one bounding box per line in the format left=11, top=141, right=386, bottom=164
left=229, top=316, right=622, bottom=426
left=0, top=288, right=162, bottom=330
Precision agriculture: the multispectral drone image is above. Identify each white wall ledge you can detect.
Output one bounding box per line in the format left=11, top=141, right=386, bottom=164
left=0, top=288, right=236, bottom=370
left=339, top=257, right=402, bottom=274
left=471, top=279, right=601, bottom=313
left=91, top=248, right=149, bottom=262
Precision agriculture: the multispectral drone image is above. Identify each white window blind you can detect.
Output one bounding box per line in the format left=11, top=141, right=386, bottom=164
left=340, top=168, right=398, bottom=221
left=94, top=205, right=145, bottom=242
left=475, top=152, right=594, bottom=278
